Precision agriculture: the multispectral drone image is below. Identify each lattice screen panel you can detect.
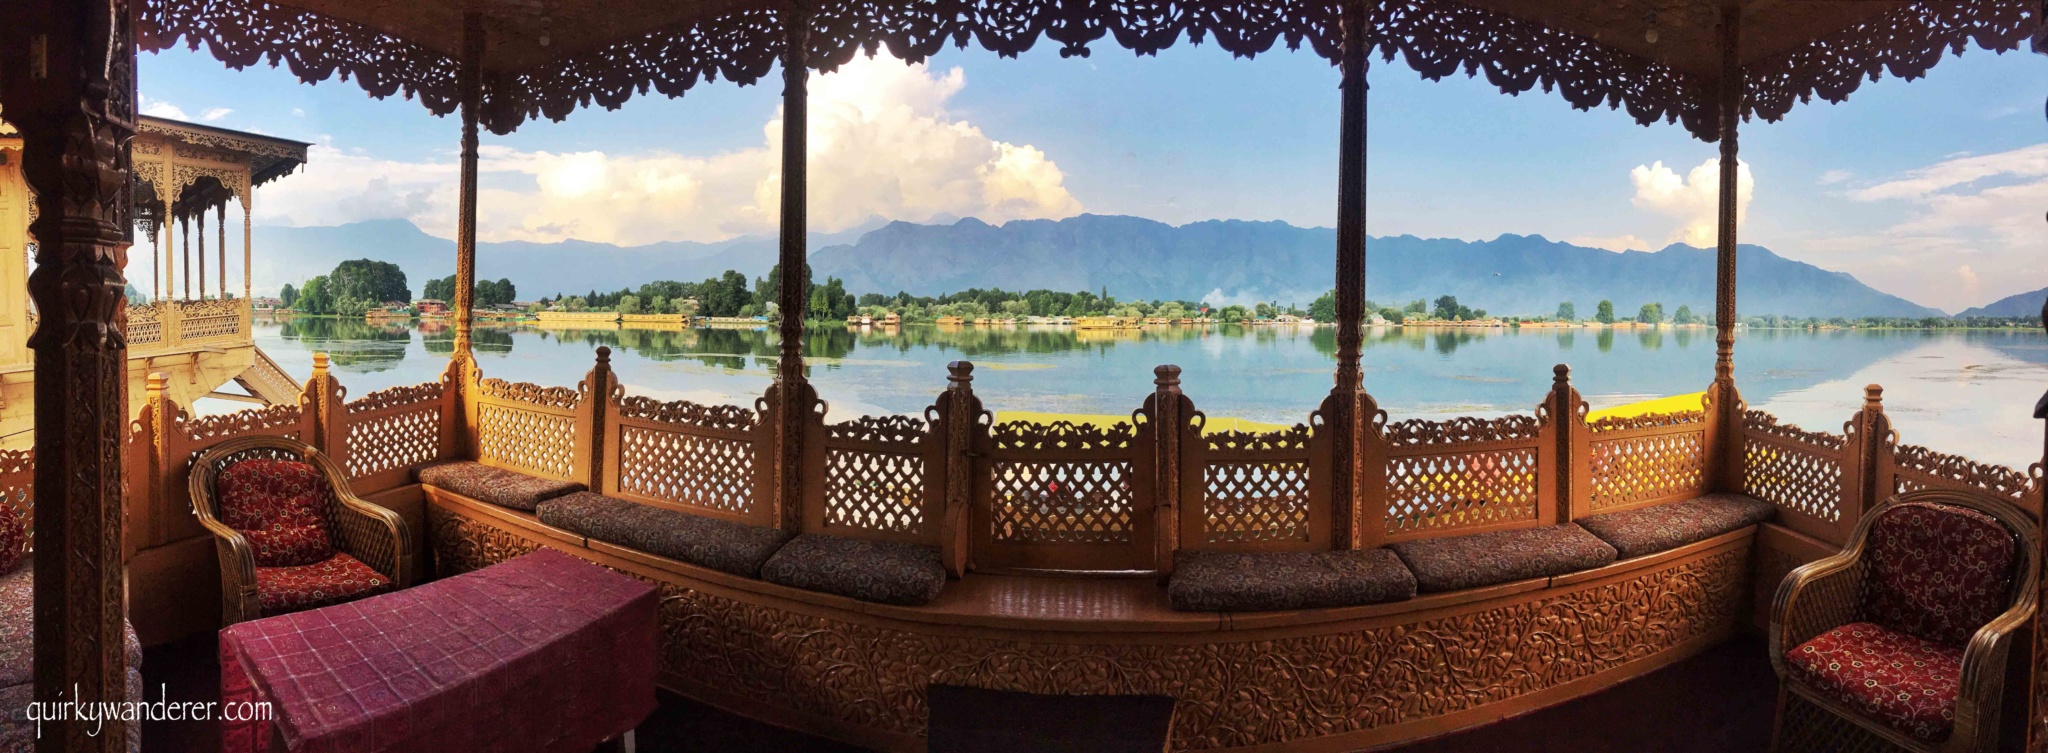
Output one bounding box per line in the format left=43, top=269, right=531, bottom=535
left=1743, top=440, right=1842, bottom=523
left=345, top=408, right=440, bottom=479
left=1588, top=431, right=1705, bottom=511
left=990, top=460, right=1134, bottom=544
left=1203, top=460, right=1310, bottom=543
left=618, top=427, right=754, bottom=514
left=823, top=448, right=926, bottom=535
left=477, top=404, right=575, bottom=479
left=1386, top=448, right=1538, bottom=535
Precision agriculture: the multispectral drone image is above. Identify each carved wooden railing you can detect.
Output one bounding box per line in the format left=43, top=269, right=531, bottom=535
left=601, top=391, right=776, bottom=529
left=1585, top=404, right=1712, bottom=515
left=1738, top=409, right=1857, bottom=544
left=465, top=369, right=594, bottom=487
left=124, top=298, right=254, bottom=355
left=1370, top=411, right=1553, bottom=544
left=310, top=355, right=462, bottom=496
left=1185, top=422, right=1323, bottom=552
left=975, top=414, right=1159, bottom=574
left=807, top=412, right=944, bottom=545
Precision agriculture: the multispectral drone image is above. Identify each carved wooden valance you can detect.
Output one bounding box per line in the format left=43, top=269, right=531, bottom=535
left=137, top=0, right=2036, bottom=140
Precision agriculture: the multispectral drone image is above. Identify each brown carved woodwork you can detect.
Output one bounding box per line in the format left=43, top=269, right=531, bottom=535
left=428, top=496, right=1750, bottom=752
left=1713, top=11, right=1740, bottom=389
left=976, top=413, right=1157, bottom=574
left=3, top=0, right=139, bottom=747
left=934, top=361, right=987, bottom=576
left=470, top=375, right=587, bottom=482
left=1376, top=405, right=1550, bottom=542
left=1325, top=0, right=1367, bottom=552
left=602, top=382, right=777, bottom=529
left=1586, top=392, right=1710, bottom=516
left=1188, top=419, right=1321, bottom=554
left=774, top=0, right=814, bottom=536
left=811, top=412, right=940, bottom=544
left=1740, top=409, right=1857, bottom=547
left=452, top=13, right=482, bottom=357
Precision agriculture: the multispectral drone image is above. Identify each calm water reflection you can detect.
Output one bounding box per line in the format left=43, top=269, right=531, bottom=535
left=243, top=318, right=2048, bottom=470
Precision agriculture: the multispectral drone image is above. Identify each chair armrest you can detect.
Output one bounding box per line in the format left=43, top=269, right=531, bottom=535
left=1769, top=551, right=1866, bottom=678
left=332, top=495, right=413, bottom=589
left=1946, top=591, right=2037, bottom=751
left=190, top=513, right=261, bottom=624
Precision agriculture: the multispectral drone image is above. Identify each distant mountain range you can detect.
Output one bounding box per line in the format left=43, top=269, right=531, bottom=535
left=1957, top=286, right=2048, bottom=319
left=250, top=215, right=1964, bottom=318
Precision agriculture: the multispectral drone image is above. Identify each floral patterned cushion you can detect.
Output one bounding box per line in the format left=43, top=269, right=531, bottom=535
left=761, top=534, right=947, bottom=606
left=0, top=501, right=23, bottom=574
left=537, top=492, right=792, bottom=577
left=1576, top=493, right=1775, bottom=559
left=417, top=460, right=586, bottom=512
left=1785, top=622, right=1962, bottom=742
left=255, top=552, right=394, bottom=616
left=218, top=459, right=336, bottom=567
left=0, top=562, right=144, bottom=699
left=1389, top=524, right=1616, bottom=593
left=1168, top=550, right=1416, bottom=612
left=1860, top=501, right=2017, bottom=647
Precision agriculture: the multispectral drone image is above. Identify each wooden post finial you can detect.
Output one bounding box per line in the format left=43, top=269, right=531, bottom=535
left=1154, top=363, right=1181, bottom=389
left=947, top=360, right=974, bottom=387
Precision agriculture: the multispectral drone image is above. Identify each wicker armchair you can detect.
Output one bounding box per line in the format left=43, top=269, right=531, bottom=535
left=190, top=436, right=413, bottom=624
left=1769, top=489, right=2038, bottom=753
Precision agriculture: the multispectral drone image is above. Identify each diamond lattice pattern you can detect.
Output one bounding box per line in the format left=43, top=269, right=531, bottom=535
left=1203, top=461, right=1310, bottom=543
left=618, top=427, right=754, bottom=514
left=990, top=460, right=1133, bottom=544
left=824, top=448, right=926, bottom=535
left=1386, top=449, right=1538, bottom=535
left=346, top=408, right=440, bottom=479
left=478, top=405, right=575, bottom=479
left=1743, top=439, right=1841, bottom=522
left=1588, top=432, right=1705, bottom=511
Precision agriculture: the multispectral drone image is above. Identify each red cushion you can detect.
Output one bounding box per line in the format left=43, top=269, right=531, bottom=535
left=219, top=459, right=337, bottom=567
left=1862, top=501, right=2017, bottom=646
left=0, top=501, right=23, bottom=574
left=1785, top=622, right=1961, bottom=742
left=255, top=553, right=393, bottom=616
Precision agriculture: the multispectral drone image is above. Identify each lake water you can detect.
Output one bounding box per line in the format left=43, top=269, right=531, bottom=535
left=237, top=317, right=2048, bottom=472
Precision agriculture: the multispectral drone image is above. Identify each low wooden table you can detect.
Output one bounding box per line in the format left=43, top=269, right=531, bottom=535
left=220, top=549, right=657, bottom=753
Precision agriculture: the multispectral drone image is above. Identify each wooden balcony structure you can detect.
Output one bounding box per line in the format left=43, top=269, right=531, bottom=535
left=0, top=1, right=2042, bottom=752
left=0, top=114, right=304, bottom=450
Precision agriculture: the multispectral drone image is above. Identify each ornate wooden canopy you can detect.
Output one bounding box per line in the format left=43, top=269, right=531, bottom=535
left=138, top=0, right=2038, bottom=140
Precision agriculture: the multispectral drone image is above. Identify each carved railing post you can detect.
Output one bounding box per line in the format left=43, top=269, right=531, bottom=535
left=937, top=361, right=984, bottom=577
left=4, top=1, right=141, bottom=741
left=1843, top=384, right=1889, bottom=536
left=1549, top=365, right=1591, bottom=524
left=1147, top=365, right=1194, bottom=580
left=1347, top=392, right=1389, bottom=551
left=578, top=346, right=613, bottom=491
left=771, top=0, right=815, bottom=536
left=308, top=353, right=347, bottom=465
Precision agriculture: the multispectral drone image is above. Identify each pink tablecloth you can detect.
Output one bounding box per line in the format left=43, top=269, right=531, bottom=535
left=221, top=549, right=657, bottom=753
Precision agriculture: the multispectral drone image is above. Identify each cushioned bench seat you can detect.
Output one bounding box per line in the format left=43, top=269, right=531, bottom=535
left=1577, top=493, right=1776, bottom=559
left=1167, top=550, right=1416, bottom=612
left=537, top=492, right=792, bottom=578
left=1388, top=524, right=1617, bottom=593
left=416, top=460, right=585, bottom=511
left=762, top=534, right=948, bottom=606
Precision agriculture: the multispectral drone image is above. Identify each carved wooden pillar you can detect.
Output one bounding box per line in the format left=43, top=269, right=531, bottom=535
left=240, top=193, right=251, bottom=301
left=0, top=0, right=138, bottom=749
left=161, top=204, right=173, bottom=302
left=773, top=0, right=814, bottom=533
left=451, top=12, right=484, bottom=360
left=196, top=202, right=206, bottom=299
left=1322, top=0, right=1369, bottom=550
left=150, top=217, right=159, bottom=301
left=1708, top=10, right=1745, bottom=492
left=216, top=202, right=225, bottom=299
left=1550, top=365, right=1590, bottom=524
left=1149, top=364, right=1191, bottom=580
left=180, top=213, right=190, bottom=300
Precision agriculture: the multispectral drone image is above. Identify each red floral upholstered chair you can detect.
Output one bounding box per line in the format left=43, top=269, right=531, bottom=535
left=191, top=436, right=413, bottom=624
left=1770, top=489, right=2038, bottom=753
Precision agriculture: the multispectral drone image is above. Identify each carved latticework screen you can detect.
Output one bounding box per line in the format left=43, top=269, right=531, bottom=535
left=1192, top=424, right=1322, bottom=551
left=1380, top=414, right=1546, bottom=541
left=1881, top=442, right=2041, bottom=518
left=473, top=378, right=581, bottom=482
left=176, top=298, right=244, bottom=341
left=811, top=414, right=940, bottom=544
left=1587, top=410, right=1708, bottom=514
left=128, top=302, right=164, bottom=346
left=341, top=381, right=449, bottom=493
left=602, top=396, right=772, bottom=528
left=975, top=419, right=1157, bottom=573
left=1741, top=411, right=1848, bottom=536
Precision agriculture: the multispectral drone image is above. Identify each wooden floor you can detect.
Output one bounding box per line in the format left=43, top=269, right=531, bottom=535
left=142, top=634, right=1780, bottom=753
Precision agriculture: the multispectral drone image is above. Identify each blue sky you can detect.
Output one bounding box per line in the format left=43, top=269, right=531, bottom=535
left=139, top=39, right=2045, bottom=312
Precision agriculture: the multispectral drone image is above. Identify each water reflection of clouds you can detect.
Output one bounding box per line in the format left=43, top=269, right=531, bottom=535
left=1753, top=338, right=2046, bottom=470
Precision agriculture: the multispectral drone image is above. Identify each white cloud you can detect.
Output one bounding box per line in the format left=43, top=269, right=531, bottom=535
left=200, top=107, right=233, bottom=122
left=253, top=56, right=1081, bottom=247
left=1627, top=158, right=1753, bottom=248
left=291, top=108, right=307, bottom=117
left=1810, top=142, right=2048, bottom=311
left=1565, top=234, right=1649, bottom=253
left=140, top=97, right=187, bottom=120
left=1816, top=169, right=1852, bottom=186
